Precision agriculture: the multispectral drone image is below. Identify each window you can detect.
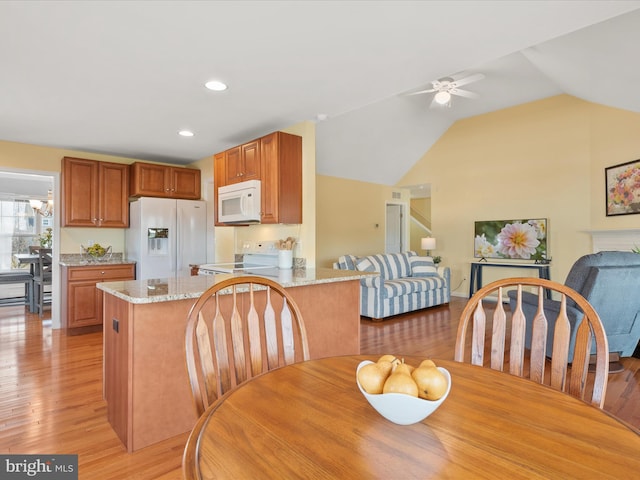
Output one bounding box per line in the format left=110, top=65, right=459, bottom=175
left=0, top=199, right=41, bottom=271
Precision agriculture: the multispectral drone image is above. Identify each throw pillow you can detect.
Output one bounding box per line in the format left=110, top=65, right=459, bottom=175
left=355, top=257, right=376, bottom=273
left=410, top=256, right=438, bottom=277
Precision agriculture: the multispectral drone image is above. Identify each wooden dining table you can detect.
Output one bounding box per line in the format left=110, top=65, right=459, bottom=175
left=183, top=355, right=640, bottom=479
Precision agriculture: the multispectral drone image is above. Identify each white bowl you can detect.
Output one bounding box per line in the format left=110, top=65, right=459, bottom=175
left=356, top=360, right=451, bottom=425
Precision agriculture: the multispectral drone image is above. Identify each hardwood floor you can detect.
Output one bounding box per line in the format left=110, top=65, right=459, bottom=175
left=1, top=297, right=638, bottom=479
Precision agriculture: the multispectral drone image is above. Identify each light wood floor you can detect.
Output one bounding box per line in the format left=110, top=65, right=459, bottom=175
left=1, top=298, right=638, bottom=479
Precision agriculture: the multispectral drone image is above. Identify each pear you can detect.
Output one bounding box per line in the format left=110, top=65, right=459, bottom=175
left=382, top=362, right=419, bottom=397
left=377, top=354, right=400, bottom=368
left=358, top=361, right=393, bottom=394
left=412, top=366, right=448, bottom=400
left=419, top=359, right=437, bottom=369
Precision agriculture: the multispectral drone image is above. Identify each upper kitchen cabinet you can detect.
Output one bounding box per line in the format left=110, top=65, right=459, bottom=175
left=213, top=131, right=302, bottom=225
left=260, top=131, right=302, bottom=224
left=129, top=162, right=201, bottom=199
left=224, top=140, right=261, bottom=185
left=61, top=157, right=129, bottom=228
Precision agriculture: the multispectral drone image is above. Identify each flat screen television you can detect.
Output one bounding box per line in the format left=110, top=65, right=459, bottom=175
left=474, top=218, right=548, bottom=261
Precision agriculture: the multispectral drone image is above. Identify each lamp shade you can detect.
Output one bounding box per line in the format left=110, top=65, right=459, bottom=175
left=421, top=237, right=436, bottom=250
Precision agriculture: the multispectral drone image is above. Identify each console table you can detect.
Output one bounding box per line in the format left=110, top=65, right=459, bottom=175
left=469, top=261, right=551, bottom=298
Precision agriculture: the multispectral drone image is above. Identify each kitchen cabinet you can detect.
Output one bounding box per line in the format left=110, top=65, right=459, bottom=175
left=260, top=131, right=302, bottom=224
left=61, top=157, right=129, bottom=228
left=61, top=263, right=135, bottom=334
left=129, top=162, right=201, bottom=199
left=224, top=140, right=261, bottom=185
left=213, top=131, right=302, bottom=225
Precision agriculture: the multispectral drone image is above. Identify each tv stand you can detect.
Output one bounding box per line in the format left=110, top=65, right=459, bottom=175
left=469, top=261, right=552, bottom=299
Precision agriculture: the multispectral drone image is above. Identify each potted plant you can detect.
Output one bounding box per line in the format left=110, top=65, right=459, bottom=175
left=37, top=227, right=53, bottom=248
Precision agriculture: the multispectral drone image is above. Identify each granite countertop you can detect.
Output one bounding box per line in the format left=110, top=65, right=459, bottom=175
left=59, top=253, right=136, bottom=267
left=96, top=267, right=372, bottom=304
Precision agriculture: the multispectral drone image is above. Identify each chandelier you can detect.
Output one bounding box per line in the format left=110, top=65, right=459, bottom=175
left=30, top=190, right=53, bottom=217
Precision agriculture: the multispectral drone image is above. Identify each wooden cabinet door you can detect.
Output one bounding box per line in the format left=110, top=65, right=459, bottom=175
left=171, top=167, right=201, bottom=199
left=260, top=133, right=279, bottom=224
left=225, top=140, right=260, bottom=185
left=130, top=162, right=169, bottom=197
left=62, top=157, right=99, bottom=227
left=225, top=146, right=243, bottom=184
left=99, top=162, right=129, bottom=227
left=260, top=132, right=302, bottom=224
left=241, top=140, right=261, bottom=181
left=67, top=280, right=102, bottom=328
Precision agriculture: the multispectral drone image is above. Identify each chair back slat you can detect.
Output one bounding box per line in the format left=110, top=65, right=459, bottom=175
left=185, top=276, right=310, bottom=416
left=471, top=300, right=486, bottom=367
left=509, top=286, right=526, bottom=377
left=246, top=286, right=263, bottom=377
left=211, top=298, right=231, bottom=395
left=568, top=321, right=592, bottom=399
left=490, top=294, right=506, bottom=371
left=195, top=312, right=218, bottom=401
left=491, top=290, right=507, bottom=372
left=281, top=298, right=295, bottom=365
left=549, top=295, right=570, bottom=391
left=229, top=289, right=247, bottom=387
left=455, top=277, right=609, bottom=408
left=529, top=286, right=548, bottom=384
left=264, top=287, right=279, bottom=370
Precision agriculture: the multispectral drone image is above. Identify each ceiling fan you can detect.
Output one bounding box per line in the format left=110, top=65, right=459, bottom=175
left=408, top=73, right=485, bottom=108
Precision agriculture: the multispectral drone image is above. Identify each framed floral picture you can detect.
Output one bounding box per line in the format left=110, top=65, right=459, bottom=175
left=606, top=159, right=640, bottom=216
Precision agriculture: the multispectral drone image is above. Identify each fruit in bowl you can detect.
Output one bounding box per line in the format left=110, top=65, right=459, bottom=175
left=82, top=243, right=112, bottom=261
left=356, top=356, right=451, bottom=425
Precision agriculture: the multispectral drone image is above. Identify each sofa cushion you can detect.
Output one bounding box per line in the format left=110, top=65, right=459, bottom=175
left=336, top=254, right=359, bottom=270
left=383, top=277, right=446, bottom=298
left=410, top=256, right=438, bottom=277
left=356, top=252, right=412, bottom=280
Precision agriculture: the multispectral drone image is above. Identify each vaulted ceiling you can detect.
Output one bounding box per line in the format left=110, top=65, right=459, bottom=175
left=1, top=1, right=639, bottom=193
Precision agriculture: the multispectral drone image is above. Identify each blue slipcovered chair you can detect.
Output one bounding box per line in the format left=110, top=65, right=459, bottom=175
left=508, top=251, right=640, bottom=366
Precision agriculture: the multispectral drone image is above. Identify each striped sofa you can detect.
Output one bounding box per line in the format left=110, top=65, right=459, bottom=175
left=334, top=251, right=450, bottom=320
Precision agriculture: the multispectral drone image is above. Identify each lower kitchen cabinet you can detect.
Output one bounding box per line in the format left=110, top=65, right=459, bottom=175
left=61, top=263, right=135, bottom=334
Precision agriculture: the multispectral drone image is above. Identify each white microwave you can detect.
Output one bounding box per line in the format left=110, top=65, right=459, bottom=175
left=218, top=179, right=261, bottom=224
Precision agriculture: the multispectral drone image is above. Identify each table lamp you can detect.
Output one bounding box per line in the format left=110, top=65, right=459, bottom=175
left=421, top=237, right=436, bottom=256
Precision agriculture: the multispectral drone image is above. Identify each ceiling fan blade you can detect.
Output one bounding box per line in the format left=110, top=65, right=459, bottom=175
left=450, top=88, right=479, bottom=99
left=406, top=88, right=436, bottom=96
left=450, top=73, right=485, bottom=88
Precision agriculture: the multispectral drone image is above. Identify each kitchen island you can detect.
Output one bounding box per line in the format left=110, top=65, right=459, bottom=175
left=98, top=268, right=369, bottom=452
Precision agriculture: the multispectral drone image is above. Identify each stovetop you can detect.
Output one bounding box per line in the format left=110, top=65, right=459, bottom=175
left=198, top=262, right=275, bottom=274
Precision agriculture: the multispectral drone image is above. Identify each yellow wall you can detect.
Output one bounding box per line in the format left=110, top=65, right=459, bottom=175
left=315, top=175, right=410, bottom=267
left=214, top=121, right=317, bottom=267
left=0, top=140, right=147, bottom=254
left=396, top=95, right=640, bottom=296
left=410, top=197, right=431, bottom=252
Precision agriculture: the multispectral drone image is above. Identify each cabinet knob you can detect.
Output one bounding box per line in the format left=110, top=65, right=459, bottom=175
left=101, top=271, right=105, bottom=275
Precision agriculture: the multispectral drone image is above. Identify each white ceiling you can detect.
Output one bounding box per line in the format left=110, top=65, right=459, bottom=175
left=1, top=1, right=640, bottom=196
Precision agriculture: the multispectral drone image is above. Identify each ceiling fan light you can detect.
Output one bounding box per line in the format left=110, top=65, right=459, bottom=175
left=434, top=91, right=451, bottom=105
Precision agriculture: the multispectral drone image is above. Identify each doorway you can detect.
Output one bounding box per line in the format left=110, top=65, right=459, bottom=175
left=0, top=168, right=59, bottom=327
left=385, top=203, right=405, bottom=253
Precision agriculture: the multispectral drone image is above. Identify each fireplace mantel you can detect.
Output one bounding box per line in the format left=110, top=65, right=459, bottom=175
left=587, top=229, right=640, bottom=253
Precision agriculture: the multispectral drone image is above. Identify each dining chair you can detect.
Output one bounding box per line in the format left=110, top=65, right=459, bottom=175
left=454, top=277, right=609, bottom=408
left=185, top=275, right=310, bottom=416
left=32, top=247, right=53, bottom=317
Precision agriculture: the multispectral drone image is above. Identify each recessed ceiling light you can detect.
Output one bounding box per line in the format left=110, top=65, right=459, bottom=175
left=178, top=130, right=194, bottom=137
left=205, top=80, right=228, bottom=91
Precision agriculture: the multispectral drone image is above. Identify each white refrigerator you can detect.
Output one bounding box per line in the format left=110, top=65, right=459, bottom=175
left=126, top=197, right=207, bottom=280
